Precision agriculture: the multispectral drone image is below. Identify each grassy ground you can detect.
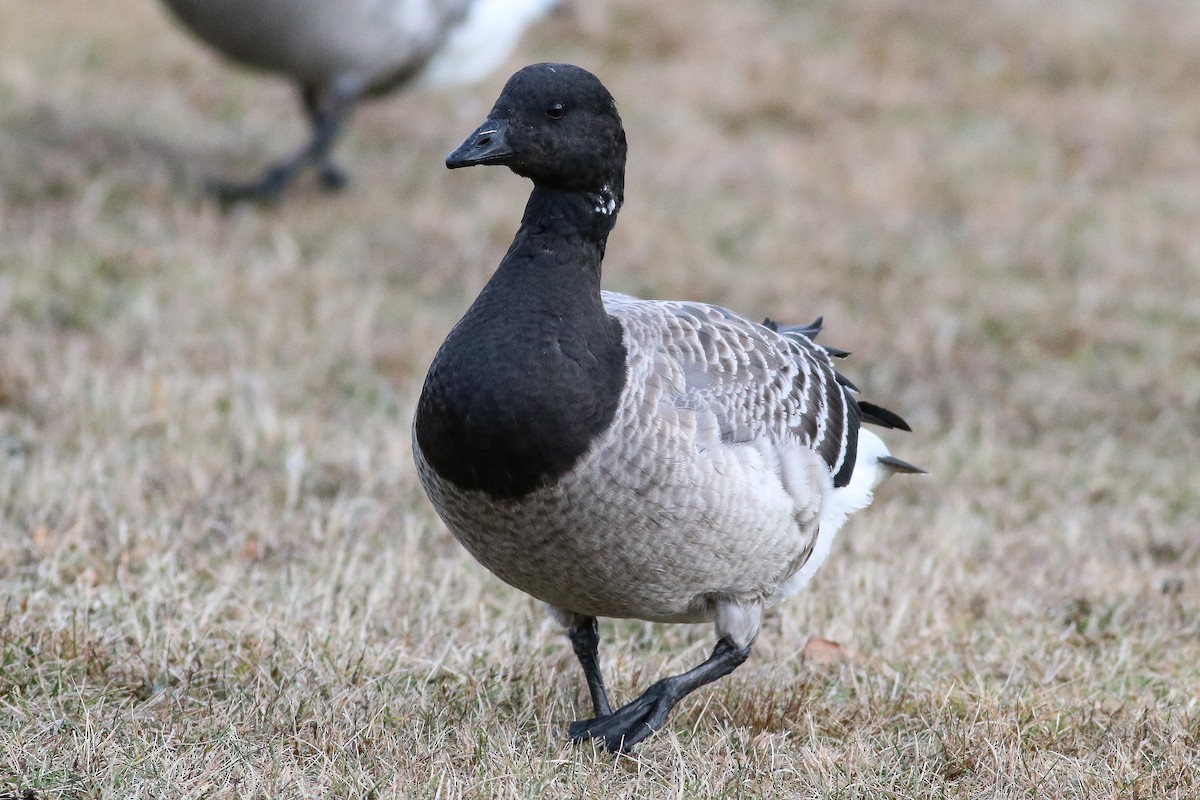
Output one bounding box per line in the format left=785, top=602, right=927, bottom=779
left=2, top=0, right=1198, bottom=796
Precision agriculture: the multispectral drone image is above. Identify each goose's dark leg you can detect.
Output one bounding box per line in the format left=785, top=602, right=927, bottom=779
left=568, top=616, right=612, bottom=717
left=569, top=637, right=751, bottom=753
left=209, top=81, right=357, bottom=203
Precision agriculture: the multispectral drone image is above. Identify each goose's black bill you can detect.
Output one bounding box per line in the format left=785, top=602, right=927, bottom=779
left=446, top=119, right=512, bottom=168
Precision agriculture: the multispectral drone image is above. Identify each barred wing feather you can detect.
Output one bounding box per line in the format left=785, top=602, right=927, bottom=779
left=601, top=291, right=860, bottom=487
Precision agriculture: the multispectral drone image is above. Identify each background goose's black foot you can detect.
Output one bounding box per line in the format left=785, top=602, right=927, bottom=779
left=316, top=161, right=349, bottom=192
left=568, top=637, right=752, bottom=753
left=206, top=163, right=297, bottom=205
left=208, top=83, right=356, bottom=205
left=206, top=157, right=348, bottom=204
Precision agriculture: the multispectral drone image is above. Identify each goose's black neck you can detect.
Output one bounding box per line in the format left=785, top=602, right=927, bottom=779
left=414, top=185, right=628, bottom=500
left=517, top=183, right=623, bottom=247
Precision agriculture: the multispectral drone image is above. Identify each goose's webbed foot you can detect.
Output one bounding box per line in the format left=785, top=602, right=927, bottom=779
left=569, top=637, right=751, bottom=753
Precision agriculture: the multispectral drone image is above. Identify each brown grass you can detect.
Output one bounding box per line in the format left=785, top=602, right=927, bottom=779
left=2, top=0, right=1199, bottom=797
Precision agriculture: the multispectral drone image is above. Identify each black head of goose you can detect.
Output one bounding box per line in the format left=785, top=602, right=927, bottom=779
left=159, top=0, right=558, bottom=202
left=413, top=63, right=923, bottom=753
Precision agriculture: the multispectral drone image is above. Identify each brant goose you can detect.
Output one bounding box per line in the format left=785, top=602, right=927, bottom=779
left=160, top=0, right=558, bottom=201
left=413, top=63, right=923, bottom=752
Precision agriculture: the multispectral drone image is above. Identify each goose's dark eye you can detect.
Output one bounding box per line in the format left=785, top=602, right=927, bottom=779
left=546, top=102, right=566, bottom=120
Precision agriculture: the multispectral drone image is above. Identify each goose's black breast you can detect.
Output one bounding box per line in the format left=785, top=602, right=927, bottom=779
left=415, top=302, right=627, bottom=500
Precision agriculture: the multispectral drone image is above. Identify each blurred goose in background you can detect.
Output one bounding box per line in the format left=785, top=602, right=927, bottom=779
left=413, top=63, right=924, bottom=753
left=160, top=0, right=559, bottom=201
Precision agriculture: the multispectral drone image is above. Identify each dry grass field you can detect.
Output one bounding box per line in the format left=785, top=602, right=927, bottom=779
left=2, top=0, right=1199, bottom=796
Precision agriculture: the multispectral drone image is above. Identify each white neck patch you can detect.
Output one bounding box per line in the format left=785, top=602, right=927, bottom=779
left=591, top=185, right=617, bottom=215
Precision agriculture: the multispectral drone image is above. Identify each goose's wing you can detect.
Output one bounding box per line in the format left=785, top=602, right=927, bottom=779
left=603, top=292, right=861, bottom=487
left=765, top=316, right=911, bottom=431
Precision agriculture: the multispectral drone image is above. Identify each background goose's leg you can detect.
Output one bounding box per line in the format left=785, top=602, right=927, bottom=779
left=569, top=637, right=751, bottom=753
left=567, top=616, right=612, bottom=718
left=209, top=80, right=358, bottom=203
left=300, top=85, right=352, bottom=191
